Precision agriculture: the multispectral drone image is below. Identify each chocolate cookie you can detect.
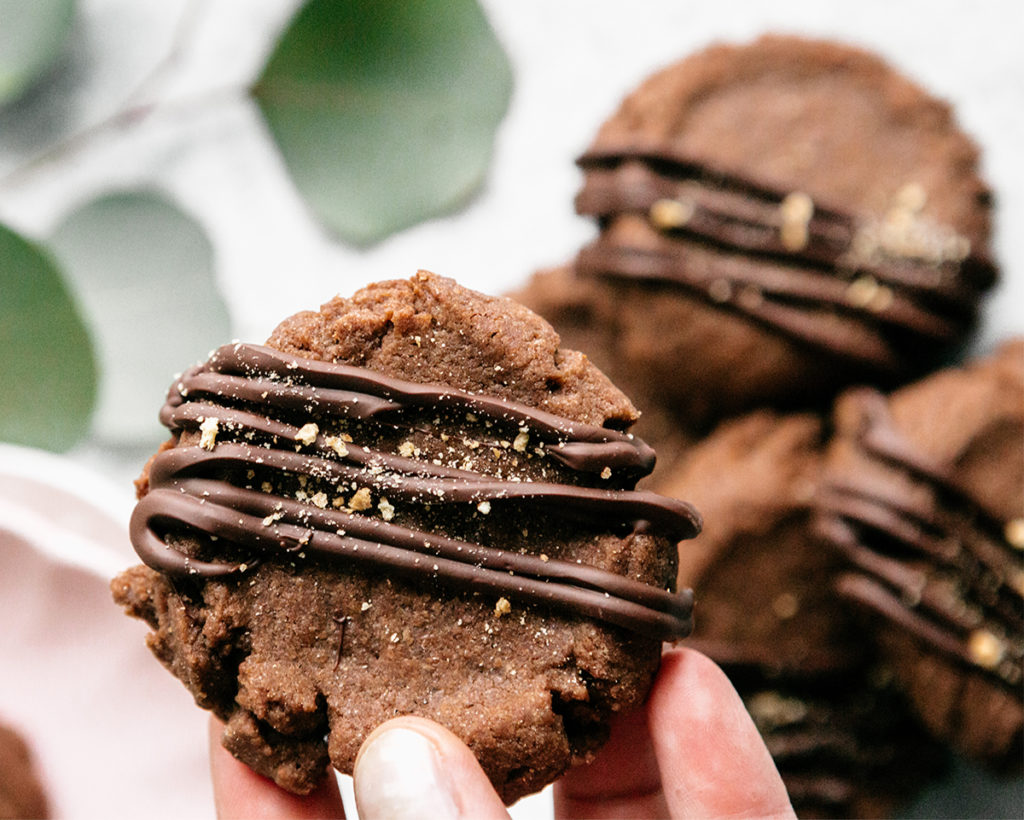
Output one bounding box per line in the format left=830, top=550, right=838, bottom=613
left=0, top=720, right=49, bottom=820
left=532, top=35, right=996, bottom=432
left=690, top=641, right=947, bottom=819
left=654, top=410, right=858, bottom=669
left=111, top=272, right=699, bottom=803
left=815, top=340, right=1024, bottom=769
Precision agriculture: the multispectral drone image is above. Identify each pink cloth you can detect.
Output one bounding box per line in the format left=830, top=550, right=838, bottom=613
left=0, top=446, right=212, bottom=819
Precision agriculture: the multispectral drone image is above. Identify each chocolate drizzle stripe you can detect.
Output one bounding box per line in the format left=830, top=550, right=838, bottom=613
left=577, top=163, right=987, bottom=302
left=131, top=343, right=700, bottom=642
left=578, top=242, right=903, bottom=370
left=818, top=516, right=999, bottom=635
left=817, top=483, right=960, bottom=564
left=836, top=571, right=985, bottom=673
left=199, top=343, right=657, bottom=455
left=817, top=389, right=1023, bottom=688
left=854, top=390, right=1018, bottom=556
left=579, top=236, right=959, bottom=338
left=577, top=144, right=996, bottom=292
left=132, top=490, right=692, bottom=640
left=148, top=443, right=699, bottom=542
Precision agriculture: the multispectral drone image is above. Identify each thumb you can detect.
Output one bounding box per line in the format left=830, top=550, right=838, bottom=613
left=353, top=716, right=510, bottom=820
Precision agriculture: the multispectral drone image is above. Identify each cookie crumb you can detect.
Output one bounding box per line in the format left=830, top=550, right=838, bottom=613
left=494, top=597, right=512, bottom=617
left=967, top=629, right=1005, bottom=669
left=1005, top=518, right=1024, bottom=550
left=296, top=423, right=319, bottom=445
left=771, top=592, right=800, bottom=620
left=349, top=487, right=373, bottom=511
left=477, top=500, right=492, bottom=515
left=649, top=197, right=694, bottom=229
left=707, top=278, right=732, bottom=303
left=326, top=435, right=349, bottom=458
left=513, top=431, right=529, bottom=452
left=378, top=498, right=395, bottom=521
left=600, top=466, right=612, bottom=480
left=199, top=417, right=219, bottom=450
left=779, top=191, right=814, bottom=251
left=846, top=275, right=881, bottom=308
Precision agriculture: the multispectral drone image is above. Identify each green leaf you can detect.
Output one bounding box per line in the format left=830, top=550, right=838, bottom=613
left=0, top=0, right=75, bottom=107
left=49, top=190, right=231, bottom=444
left=0, top=222, right=97, bottom=451
left=252, top=0, right=513, bottom=246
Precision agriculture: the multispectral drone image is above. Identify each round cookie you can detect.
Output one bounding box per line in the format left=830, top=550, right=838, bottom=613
left=689, top=641, right=947, bottom=819
left=112, top=271, right=699, bottom=803
left=559, top=34, right=997, bottom=431
left=0, top=720, right=49, bottom=820
left=815, top=340, right=1024, bottom=770
left=654, top=409, right=859, bottom=669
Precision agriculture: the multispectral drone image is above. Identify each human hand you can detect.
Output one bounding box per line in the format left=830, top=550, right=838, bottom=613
left=209, top=647, right=795, bottom=819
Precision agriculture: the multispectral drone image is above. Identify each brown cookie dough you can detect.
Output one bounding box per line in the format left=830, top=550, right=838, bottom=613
left=112, top=271, right=699, bottom=803
left=0, top=721, right=49, bottom=820
left=655, top=410, right=859, bottom=669
left=524, top=35, right=996, bottom=433
left=816, top=340, right=1024, bottom=770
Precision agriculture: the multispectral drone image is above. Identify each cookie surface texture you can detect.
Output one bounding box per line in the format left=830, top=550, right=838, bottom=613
left=112, top=271, right=698, bottom=803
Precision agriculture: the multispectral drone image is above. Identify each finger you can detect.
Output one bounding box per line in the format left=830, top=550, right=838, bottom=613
left=353, top=716, right=510, bottom=820
left=647, top=648, right=795, bottom=819
left=554, top=707, right=669, bottom=819
left=208, top=716, right=346, bottom=820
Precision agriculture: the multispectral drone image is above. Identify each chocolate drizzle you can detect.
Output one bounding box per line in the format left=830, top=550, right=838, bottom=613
left=574, top=144, right=996, bottom=371
left=130, top=343, right=700, bottom=641
left=815, top=389, right=1023, bottom=690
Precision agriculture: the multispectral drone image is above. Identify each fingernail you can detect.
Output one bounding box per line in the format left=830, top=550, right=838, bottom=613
left=354, top=726, right=460, bottom=820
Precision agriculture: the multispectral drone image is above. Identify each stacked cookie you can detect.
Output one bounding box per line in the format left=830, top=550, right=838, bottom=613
left=517, top=33, right=1019, bottom=817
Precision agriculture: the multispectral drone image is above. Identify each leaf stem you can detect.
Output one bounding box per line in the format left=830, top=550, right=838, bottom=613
left=0, top=0, right=233, bottom=192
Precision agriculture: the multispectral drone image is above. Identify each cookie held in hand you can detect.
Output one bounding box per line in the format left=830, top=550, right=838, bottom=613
left=112, top=271, right=699, bottom=803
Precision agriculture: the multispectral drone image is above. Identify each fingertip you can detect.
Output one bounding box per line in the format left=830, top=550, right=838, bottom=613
left=354, top=716, right=509, bottom=820
left=647, top=647, right=795, bottom=819
left=208, top=715, right=345, bottom=819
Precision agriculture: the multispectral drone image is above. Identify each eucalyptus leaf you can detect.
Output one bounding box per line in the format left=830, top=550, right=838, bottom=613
left=0, top=0, right=75, bottom=107
left=49, top=191, right=230, bottom=444
left=252, top=0, right=513, bottom=246
left=0, top=221, right=97, bottom=451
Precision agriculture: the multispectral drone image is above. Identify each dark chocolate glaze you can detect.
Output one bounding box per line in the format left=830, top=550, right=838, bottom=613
left=816, top=389, right=1023, bottom=689
left=574, top=145, right=995, bottom=370
left=130, top=343, right=700, bottom=641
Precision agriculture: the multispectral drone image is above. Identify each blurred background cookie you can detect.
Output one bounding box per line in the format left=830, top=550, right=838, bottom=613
left=0, top=719, right=49, bottom=820
left=816, top=340, right=1024, bottom=770
left=520, top=34, right=998, bottom=436
left=689, top=641, right=947, bottom=819
left=655, top=410, right=857, bottom=668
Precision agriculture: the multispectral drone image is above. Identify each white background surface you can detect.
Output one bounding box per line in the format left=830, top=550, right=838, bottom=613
left=1, top=1, right=1022, bottom=817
